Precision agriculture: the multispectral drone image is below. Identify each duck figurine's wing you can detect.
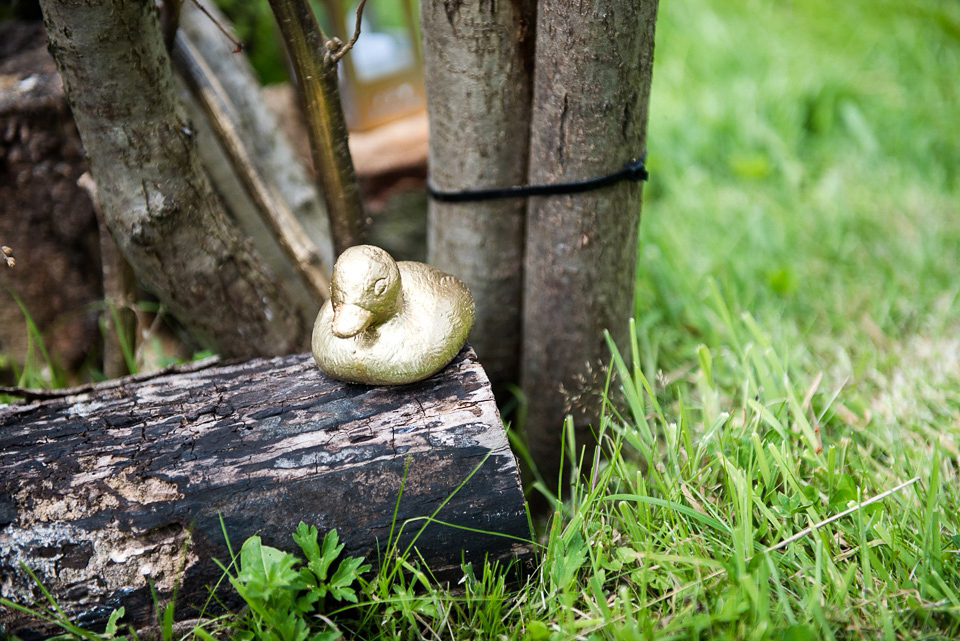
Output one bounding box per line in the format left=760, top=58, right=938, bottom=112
left=395, top=261, right=475, bottom=363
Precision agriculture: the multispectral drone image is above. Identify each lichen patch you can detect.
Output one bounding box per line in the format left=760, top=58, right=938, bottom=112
left=105, top=474, right=183, bottom=504
left=0, top=522, right=196, bottom=605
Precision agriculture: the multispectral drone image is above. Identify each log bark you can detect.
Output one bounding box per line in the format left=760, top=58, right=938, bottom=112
left=37, top=0, right=308, bottom=358
left=0, top=348, right=533, bottom=636
left=522, top=1, right=659, bottom=490
left=421, top=0, right=536, bottom=390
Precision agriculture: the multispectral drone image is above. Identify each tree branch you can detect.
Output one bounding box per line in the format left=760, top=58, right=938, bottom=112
left=268, top=0, right=366, bottom=256
left=329, top=0, right=369, bottom=64
left=37, top=0, right=309, bottom=358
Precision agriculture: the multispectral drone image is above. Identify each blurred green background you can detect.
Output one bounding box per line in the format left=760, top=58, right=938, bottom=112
left=216, top=0, right=415, bottom=85
left=638, top=0, right=959, bottom=384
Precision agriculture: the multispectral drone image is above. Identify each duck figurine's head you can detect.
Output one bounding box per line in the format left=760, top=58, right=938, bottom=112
left=329, top=245, right=401, bottom=338
left=312, top=245, right=475, bottom=385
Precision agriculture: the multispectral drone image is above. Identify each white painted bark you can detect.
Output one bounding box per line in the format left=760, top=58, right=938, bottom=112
left=422, top=0, right=536, bottom=389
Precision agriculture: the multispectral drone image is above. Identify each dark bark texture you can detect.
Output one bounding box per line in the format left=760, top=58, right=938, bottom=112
left=522, top=0, right=659, bottom=489
left=37, top=0, right=307, bottom=358
left=0, top=20, right=101, bottom=377
left=421, top=0, right=536, bottom=390
left=0, top=348, right=533, bottom=636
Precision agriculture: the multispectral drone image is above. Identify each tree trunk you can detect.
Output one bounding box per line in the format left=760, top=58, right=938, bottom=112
left=522, top=0, right=659, bottom=490
left=0, top=348, right=533, bottom=636
left=174, top=0, right=335, bottom=318
left=37, top=0, right=308, bottom=358
left=79, top=172, right=138, bottom=379
left=421, top=0, right=536, bottom=390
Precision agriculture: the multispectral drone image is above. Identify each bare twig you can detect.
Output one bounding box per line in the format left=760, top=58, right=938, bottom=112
left=764, top=476, right=920, bottom=554
left=267, top=0, right=366, bottom=255
left=329, top=0, right=369, bottom=64
left=79, top=171, right=140, bottom=378
left=0, top=355, right=221, bottom=402
left=190, top=0, right=244, bottom=52
left=641, top=476, right=922, bottom=609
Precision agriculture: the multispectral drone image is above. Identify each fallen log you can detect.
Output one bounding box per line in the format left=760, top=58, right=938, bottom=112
left=0, top=348, right=534, bottom=636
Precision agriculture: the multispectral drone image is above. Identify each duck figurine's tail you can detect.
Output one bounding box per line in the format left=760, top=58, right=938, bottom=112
left=312, top=245, right=475, bottom=385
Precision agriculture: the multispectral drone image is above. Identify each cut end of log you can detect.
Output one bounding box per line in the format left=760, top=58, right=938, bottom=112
left=0, top=347, right=534, bottom=635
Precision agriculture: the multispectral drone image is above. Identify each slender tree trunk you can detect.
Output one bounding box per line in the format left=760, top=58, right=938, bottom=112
left=79, top=173, right=138, bottom=379
left=38, top=0, right=307, bottom=358
left=522, top=0, right=659, bottom=490
left=268, top=0, right=367, bottom=256
left=421, top=0, right=536, bottom=390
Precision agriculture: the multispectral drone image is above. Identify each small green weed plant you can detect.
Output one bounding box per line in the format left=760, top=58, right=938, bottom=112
left=0, top=525, right=370, bottom=641
left=216, top=524, right=370, bottom=641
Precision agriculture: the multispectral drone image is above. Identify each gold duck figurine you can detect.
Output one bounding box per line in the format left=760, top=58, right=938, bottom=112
left=312, top=245, right=475, bottom=385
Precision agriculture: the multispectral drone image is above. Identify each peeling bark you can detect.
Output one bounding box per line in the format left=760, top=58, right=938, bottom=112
left=0, top=348, right=533, bottom=636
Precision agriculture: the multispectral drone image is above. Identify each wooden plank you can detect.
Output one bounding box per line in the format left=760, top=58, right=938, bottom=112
left=0, top=347, right=533, bottom=634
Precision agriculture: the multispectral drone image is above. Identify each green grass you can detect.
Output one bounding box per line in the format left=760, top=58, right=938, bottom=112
left=5, top=0, right=960, bottom=638
left=1, top=290, right=67, bottom=394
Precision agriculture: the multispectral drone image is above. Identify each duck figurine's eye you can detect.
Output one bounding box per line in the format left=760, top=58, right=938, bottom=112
left=373, top=277, right=389, bottom=297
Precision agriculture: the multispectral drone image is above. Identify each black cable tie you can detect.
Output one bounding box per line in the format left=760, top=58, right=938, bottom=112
left=426, top=155, right=649, bottom=203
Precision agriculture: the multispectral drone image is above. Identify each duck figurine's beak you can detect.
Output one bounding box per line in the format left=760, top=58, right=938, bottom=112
left=332, top=303, right=374, bottom=338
